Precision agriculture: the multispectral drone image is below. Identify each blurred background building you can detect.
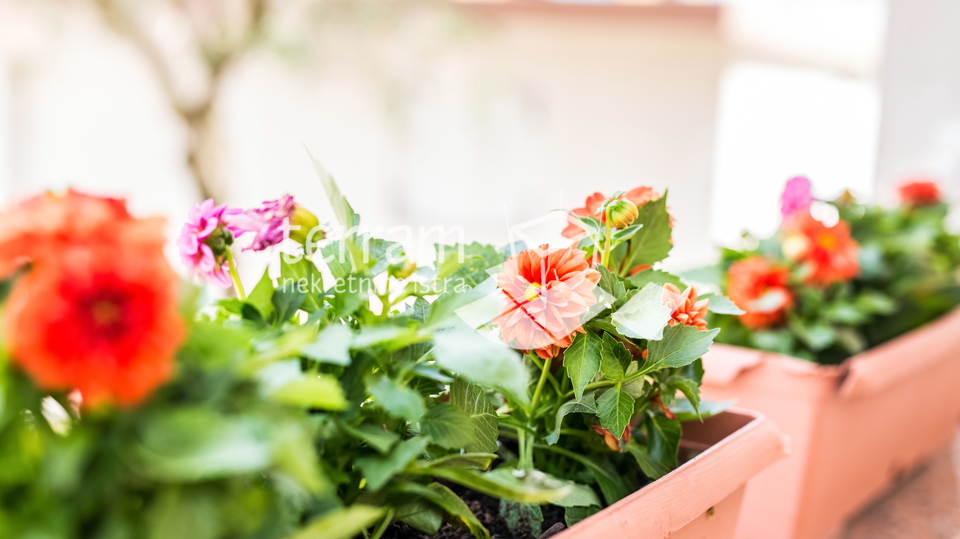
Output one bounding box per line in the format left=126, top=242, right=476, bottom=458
left=0, top=0, right=958, bottom=277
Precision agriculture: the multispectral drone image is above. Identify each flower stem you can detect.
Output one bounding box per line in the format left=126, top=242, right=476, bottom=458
left=225, top=249, right=246, bottom=300
left=601, top=208, right=613, bottom=268
left=529, top=353, right=552, bottom=416
left=369, top=508, right=395, bottom=539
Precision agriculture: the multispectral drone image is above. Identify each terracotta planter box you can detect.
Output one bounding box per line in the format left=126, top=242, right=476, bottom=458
left=556, top=409, right=786, bottom=539
left=701, top=307, right=960, bottom=539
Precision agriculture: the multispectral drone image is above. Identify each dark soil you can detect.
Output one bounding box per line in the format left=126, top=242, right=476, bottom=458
left=381, top=484, right=565, bottom=539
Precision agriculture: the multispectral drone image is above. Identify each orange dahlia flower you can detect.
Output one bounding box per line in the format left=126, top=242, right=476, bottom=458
left=727, top=257, right=793, bottom=329
left=661, top=284, right=710, bottom=330
left=898, top=179, right=942, bottom=206
left=0, top=192, right=184, bottom=407
left=561, top=187, right=663, bottom=239
left=781, top=213, right=859, bottom=286
left=495, top=245, right=601, bottom=360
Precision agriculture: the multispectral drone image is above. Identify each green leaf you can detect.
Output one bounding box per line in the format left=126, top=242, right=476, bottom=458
left=421, top=453, right=498, bottom=470
left=622, top=194, right=672, bottom=270
left=545, top=392, right=597, bottom=445
left=701, top=293, right=745, bottom=315
left=670, top=398, right=733, bottom=423
left=367, top=376, right=425, bottom=422
left=330, top=273, right=366, bottom=318
left=536, top=445, right=628, bottom=505
left=272, top=375, right=347, bottom=410
left=319, top=241, right=354, bottom=280
left=287, top=506, right=385, bottom=539
left=272, top=285, right=306, bottom=323
left=626, top=269, right=682, bottom=289
left=665, top=376, right=700, bottom=418
left=646, top=414, right=681, bottom=471
left=612, top=223, right=643, bottom=241
left=433, top=331, right=530, bottom=407
left=422, top=467, right=571, bottom=504
left=596, top=385, right=634, bottom=439
left=396, top=482, right=491, bottom=539
left=301, top=324, right=353, bottom=366
left=421, top=404, right=476, bottom=449
left=788, top=318, right=836, bottom=351
left=563, top=332, right=602, bottom=401
left=599, top=332, right=632, bottom=380
left=355, top=437, right=430, bottom=491
left=335, top=420, right=400, bottom=454
left=449, top=378, right=499, bottom=453
left=280, top=258, right=322, bottom=312
left=309, top=151, right=360, bottom=233
left=643, top=325, right=720, bottom=373
left=610, top=283, right=672, bottom=341
left=564, top=506, right=600, bottom=528
left=246, top=268, right=275, bottom=320
left=596, top=265, right=625, bottom=300
left=501, top=501, right=543, bottom=538
left=624, top=440, right=671, bottom=480
left=394, top=499, right=443, bottom=535
left=550, top=481, right=601, bottom=508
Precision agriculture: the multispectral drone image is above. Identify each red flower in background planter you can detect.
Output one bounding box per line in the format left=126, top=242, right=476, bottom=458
left=495, top=245, right=601, bottom=360
left=727, top=257, right=793, bottom=329
left=898, top=179, right=942, bottom=206
left=0, top=192, right=184, bottom=407
left=662, top=283, right=710, bottom=330
left=781, top=213, right=859, bottom=286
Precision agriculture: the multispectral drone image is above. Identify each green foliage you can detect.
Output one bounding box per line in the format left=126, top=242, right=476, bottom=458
left=704, top=191, right=960, bottom=365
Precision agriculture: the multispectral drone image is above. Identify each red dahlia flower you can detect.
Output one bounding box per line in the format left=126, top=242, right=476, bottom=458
left=781, top=213, right=859, bottom=286
left=0, top=192, right=184, bottom=407
left=495, top=245, right=601, bottom=360
left=727, top=257, right=793, bottom=329
left=898, top=179, right=942, bottom=206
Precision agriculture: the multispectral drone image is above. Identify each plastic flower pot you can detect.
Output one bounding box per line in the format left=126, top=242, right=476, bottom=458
left=701, top=307, right=960, bottom=539
left=555, top=409, right=787, bottom=539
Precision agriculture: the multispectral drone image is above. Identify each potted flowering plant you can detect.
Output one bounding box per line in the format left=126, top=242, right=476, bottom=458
left=692, top=177, right=960, bottom=539
left=0, top=163, right=784, bottom=539
left=179, top=158, right=784, bottom=539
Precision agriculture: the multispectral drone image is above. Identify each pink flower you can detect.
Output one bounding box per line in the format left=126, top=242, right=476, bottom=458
left=177, top=199, right=241, bottom=288
left=780, top=176, right=814, bottom=219
left=494, top=245, right=601, bottom=360
left=230, top=195, right=295, bottom=251
left=230, top=195, right=322, bottom=251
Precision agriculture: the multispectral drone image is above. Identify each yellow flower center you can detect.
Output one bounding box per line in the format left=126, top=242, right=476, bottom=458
left=524, top=282, right=543, bottom=302
left=817, top=232, right=837, bottom=250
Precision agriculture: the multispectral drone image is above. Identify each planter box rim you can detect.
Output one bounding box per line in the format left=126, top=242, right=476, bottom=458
left=555, top=408, right=787, bottom=538
left=704, top=306, right=960, bottom=400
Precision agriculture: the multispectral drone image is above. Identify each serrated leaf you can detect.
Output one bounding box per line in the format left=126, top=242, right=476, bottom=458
left=288, top=506, right=385, bottom=539
left=643, top=325, right=720, bottom=373
left=622, top=194, right=672, bottom=270
left=300, top=324, right=353, bottom=366
left=356, top=437, right=430, bottom=491
left=272, top=285, right=305, bottom=323
left=599, top=332, right=632, bottom=380
left=420, top=404, right=475, bottom=450
left=596, top=265, right=625, bottom=301
left=610, top=283, right=672, bottom=340
left=545, top=392, right=597, bottom=445
left=449, top=378, right=499, bottom=453
left=563, top=332, right=602, bottom=401
left=666, top=376, right=701, bottom=418
left=433, top=331, right=530, bottom=406
left=596, top=386, right=634, bottom=439
left=367, top=376, right=425, bottom=422
left=700, top=293, right=745, bottom=315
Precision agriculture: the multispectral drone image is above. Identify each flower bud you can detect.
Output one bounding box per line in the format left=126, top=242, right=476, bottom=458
left=289, top=204, right=323, bottom=245
left=389, top=259, right=417, bottom=280
left=606, top=200, right=639, bottom=229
